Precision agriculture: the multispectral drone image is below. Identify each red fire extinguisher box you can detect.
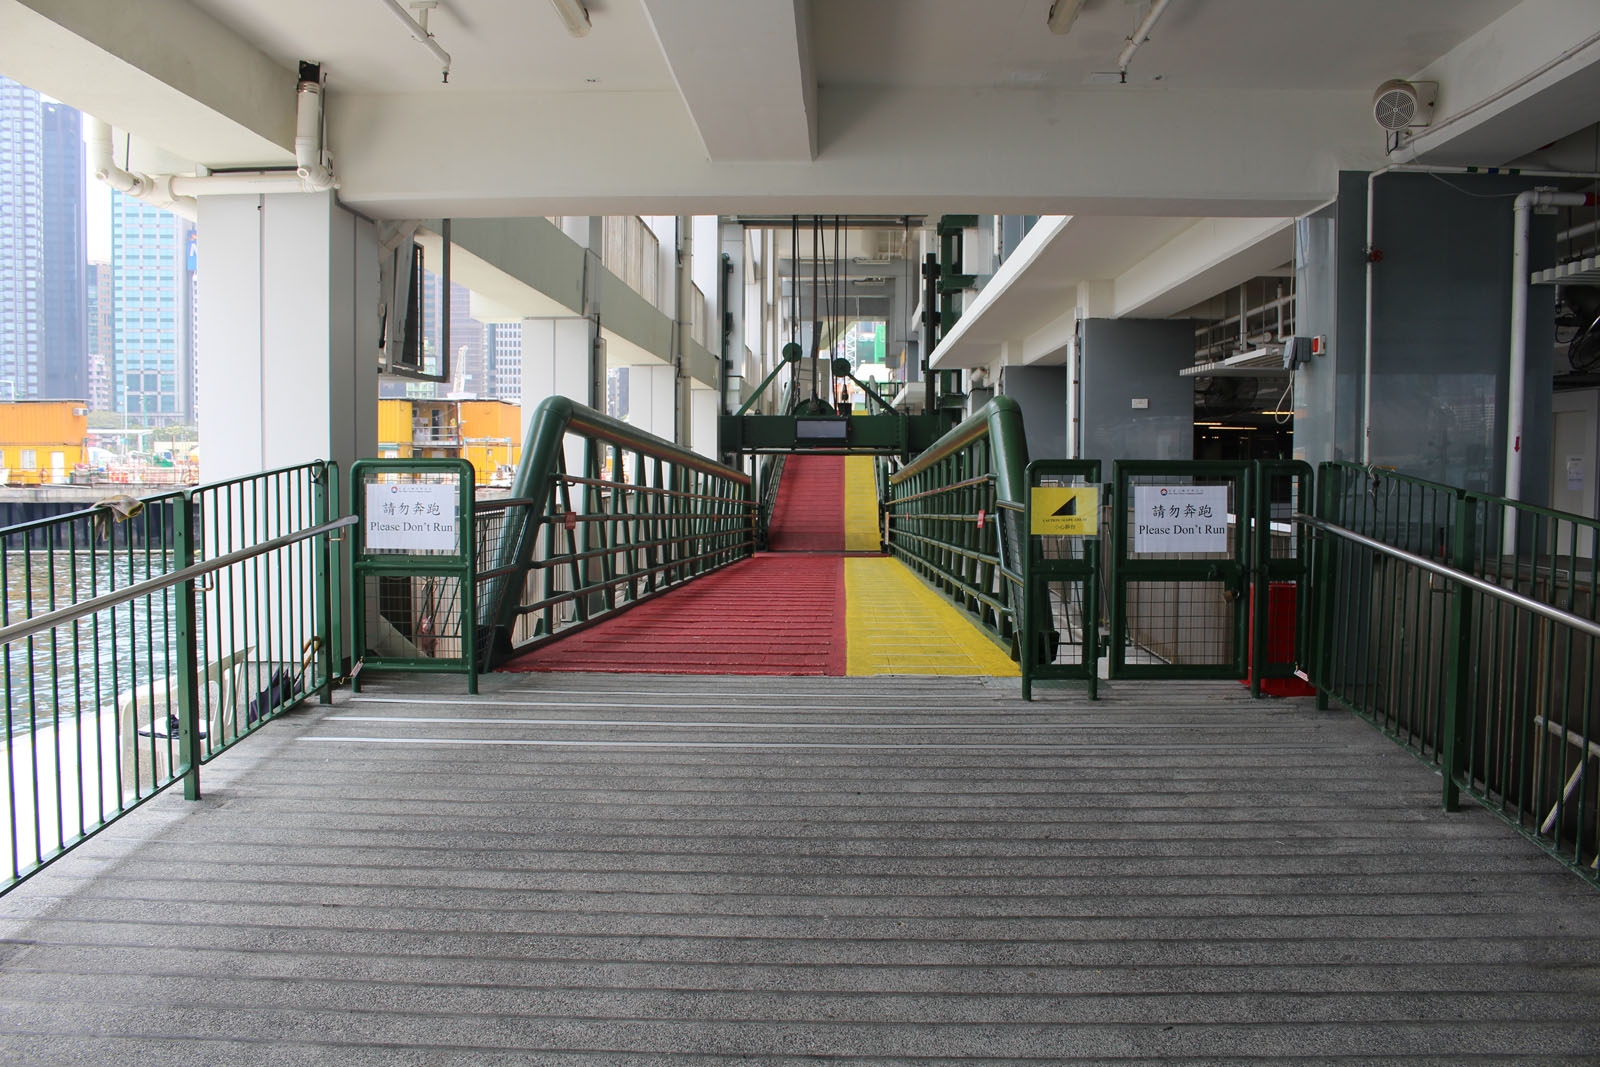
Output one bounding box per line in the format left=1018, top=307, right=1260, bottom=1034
left=1245, top=581, right=1316, bottom=697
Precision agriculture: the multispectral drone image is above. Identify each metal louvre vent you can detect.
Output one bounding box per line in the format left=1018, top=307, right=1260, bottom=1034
left=1373, top=80, right=1418, bottom=131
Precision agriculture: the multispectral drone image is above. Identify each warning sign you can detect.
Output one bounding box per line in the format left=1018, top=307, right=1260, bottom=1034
left=1030, top=487, right=1099, bottom=536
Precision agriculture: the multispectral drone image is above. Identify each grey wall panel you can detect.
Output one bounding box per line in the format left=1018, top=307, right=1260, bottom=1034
left=1080, top=318, right=1194, bottom=463
left=1368, top=172, right=1555, bottom=499
left=998, top=365, right=1066, bottom=461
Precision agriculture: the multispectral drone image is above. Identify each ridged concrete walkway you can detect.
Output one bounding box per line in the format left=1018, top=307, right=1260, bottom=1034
left=3, top=673, right=1600, bottom=1064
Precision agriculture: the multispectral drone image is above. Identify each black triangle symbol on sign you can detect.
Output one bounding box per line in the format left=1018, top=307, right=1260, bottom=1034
left=1052, top=494, right=1078, bottom=518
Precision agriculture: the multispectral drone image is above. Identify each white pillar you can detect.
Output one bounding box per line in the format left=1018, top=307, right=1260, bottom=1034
left=522, top=315, right=593, bottom=476
left=689, top=386, right=719, bottom=458
left=197, top=191, right=378, bottom=482
left=628, top=364, right=677, bottom=440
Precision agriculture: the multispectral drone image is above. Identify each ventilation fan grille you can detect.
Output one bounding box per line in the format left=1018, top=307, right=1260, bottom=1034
left=1374, top=86, right=1417, bottom=131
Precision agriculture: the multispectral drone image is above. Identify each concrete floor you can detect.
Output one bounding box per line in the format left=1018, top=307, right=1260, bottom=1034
left=2, top=671, right=1599, bottom=1065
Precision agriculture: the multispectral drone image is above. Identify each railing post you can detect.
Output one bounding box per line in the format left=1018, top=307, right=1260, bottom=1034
left=1439, top=492, right=1475, bottom=812
left=1020, top=487, right=1034, bottom=703
left=1249, top=462, right=1268, bottom=699
left=313, top=462, right=336, bottom=704
left=1312, top=464, right=1336, bottom=711
left=174, top=494, right=202, bottom=801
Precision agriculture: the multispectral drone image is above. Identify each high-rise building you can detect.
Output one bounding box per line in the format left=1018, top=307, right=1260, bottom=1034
left=485, top=320, right=522, bottom=402
left=39, top=100, right=85, bottom=400
left=111, top=192, right=196, bottom=424
left=0, top=77, right=43, bottom=402
left=447, top=280, right=487, bottom=397
left=85, top=261, right=114, bottom=411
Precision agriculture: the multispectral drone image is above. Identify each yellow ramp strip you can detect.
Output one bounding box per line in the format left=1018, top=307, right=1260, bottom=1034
left=845, top=557, right=1020, bottom=676
left=843, top=456, right=882, bottom=552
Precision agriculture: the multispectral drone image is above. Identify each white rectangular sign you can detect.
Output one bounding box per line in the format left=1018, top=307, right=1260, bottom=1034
left=1133, top=484, right=1229, bottom=553
left=365, top=481, right=460, bottom=552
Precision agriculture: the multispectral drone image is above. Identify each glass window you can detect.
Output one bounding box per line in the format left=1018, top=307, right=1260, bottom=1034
left=20, top=449, right=36, bottom=470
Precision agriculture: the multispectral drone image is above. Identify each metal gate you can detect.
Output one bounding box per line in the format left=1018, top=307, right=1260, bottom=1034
left=1010, top=460, right=1102, bottom=700
left=1250, top=460, right=1315, bottom=695
left=1109, top=460, right=1250, bottom=680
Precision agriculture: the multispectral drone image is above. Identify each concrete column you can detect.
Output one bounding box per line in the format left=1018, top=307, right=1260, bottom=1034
left=627, top=365, right=676, bottom=440
left=197, top=191, right=377, bottom=482
left=522, top=315, right=592, bottom=475
left=689, top=386, right=719, bottom=459
left=720, top=218, right=746, bottom=418
left=1078, top=318, right=1195, bottom=464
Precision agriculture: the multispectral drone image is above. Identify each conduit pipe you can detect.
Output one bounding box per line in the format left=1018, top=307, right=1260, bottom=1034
left=1117, top=0, right=1172, bottom=76
left=1506, top=187, right=1596, bottom=513
left=377, top=0, right=452, bottom=83
left=86, top=76, right=338, bottom=218
left=294, top=77, right=336, bottom=190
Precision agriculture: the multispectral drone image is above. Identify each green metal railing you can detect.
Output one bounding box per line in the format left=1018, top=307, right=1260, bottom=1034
left=480, top=396, right=756, bottom=665
left=1306, top=461, right=1600, bottom=884
left=883, top=397, right=1028, bottom=651
left=1, top=462, right=347, bottom=895
left=1011, top=460, right=1102, bottom=700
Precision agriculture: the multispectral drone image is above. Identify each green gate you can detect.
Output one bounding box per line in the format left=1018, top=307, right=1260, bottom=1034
left=1251, top=460, right=1315, bottom=696
left=1109, top=460, right=1251, bottom=680
left=1011, top=460, right=1102, bottom=700
left=349, top=458, right=478, bottom=693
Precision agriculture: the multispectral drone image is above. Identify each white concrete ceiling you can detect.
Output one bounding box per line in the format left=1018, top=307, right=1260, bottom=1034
left=3, top=0, right=1597, bottom=340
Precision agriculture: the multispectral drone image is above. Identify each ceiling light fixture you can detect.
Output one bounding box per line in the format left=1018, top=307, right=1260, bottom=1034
left=549, top=0, right=591, bottom=37
left=1047, top=0, right=1087, bottom=34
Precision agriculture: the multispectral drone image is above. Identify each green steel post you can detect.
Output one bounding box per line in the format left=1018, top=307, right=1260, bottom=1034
left=174, top=496, right=202, bottom=801
left=459, top=467, right=479, bottom=695
left=1086, top=507, right=1100, bottom=702
left=1312, top=463, right=1336, bottom=710
left=1021, top=484, right=1033, bottom=702
left=314, top=463, right=335, bottom=703
left=1439, top=493, right=1475, bottom=812
left=1249, top=462, right=1268, bottom=699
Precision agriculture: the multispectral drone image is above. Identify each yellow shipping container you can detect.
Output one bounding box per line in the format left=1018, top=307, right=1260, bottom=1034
left=459, top=400, right=522, bottom=483
left=0, top=400, right=89, bottom=485
left=376, top=399, right=414, bottom=459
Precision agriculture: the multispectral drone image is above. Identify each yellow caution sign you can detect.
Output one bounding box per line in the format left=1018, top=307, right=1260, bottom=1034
left=1030, top=486, right=1099, bottom=536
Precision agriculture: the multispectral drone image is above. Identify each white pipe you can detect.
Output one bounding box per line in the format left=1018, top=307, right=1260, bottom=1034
left=86, top=118, right=199, bottom=220
left=168, top=172, right=316, bottom=196
left=1506, top=187, right=1596, bottom=509
left=1117, top=0, right=1173, bottom=75
left=377, top=0, right=452, bottom=82
left=294, top=79, right=336, bottom=191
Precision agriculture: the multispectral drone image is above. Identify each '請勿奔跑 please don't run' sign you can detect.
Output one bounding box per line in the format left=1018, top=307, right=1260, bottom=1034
left=364, top=481, right=460, bottom=552
left=1132, top=484, right=1229, bottom=553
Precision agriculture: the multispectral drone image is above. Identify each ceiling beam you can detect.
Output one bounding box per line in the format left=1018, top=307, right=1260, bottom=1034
left=640, top=0, right=816, bottom=162
left=0, top=0, right=295, bottom=168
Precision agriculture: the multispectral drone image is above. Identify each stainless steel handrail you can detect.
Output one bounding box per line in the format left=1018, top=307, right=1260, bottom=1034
left=0, top=515, right=359, bottom=647
left=1295, top=513, right=1600, bottom=641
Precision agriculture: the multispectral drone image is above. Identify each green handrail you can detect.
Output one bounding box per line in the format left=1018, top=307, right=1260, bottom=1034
left=481, top=395, right=756, bottom=664
left=889, top=396, right=1028, bottom=510
left=883, top=396, right=1030, bottom=648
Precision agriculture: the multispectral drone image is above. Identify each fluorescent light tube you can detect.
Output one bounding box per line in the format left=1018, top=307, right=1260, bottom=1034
left=1047, top=0, right=1086, bottom=34
left=549, top=0, right=591, bottom=37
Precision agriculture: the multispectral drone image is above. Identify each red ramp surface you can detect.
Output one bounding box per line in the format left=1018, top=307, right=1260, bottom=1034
left=502, top=554, right=846, bottom=675
left=767, top=455, right=844, bottom=552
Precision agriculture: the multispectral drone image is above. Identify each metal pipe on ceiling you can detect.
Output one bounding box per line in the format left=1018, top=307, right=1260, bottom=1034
left=1118, top=0, right=1173, bottom=75
left=377, top=0, right=452, bottom=82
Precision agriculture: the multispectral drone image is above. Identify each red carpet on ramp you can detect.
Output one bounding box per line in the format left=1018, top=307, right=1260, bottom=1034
left=767, top=454, right=844, bottom=552
left=502, top=554, right=846, bottom=675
